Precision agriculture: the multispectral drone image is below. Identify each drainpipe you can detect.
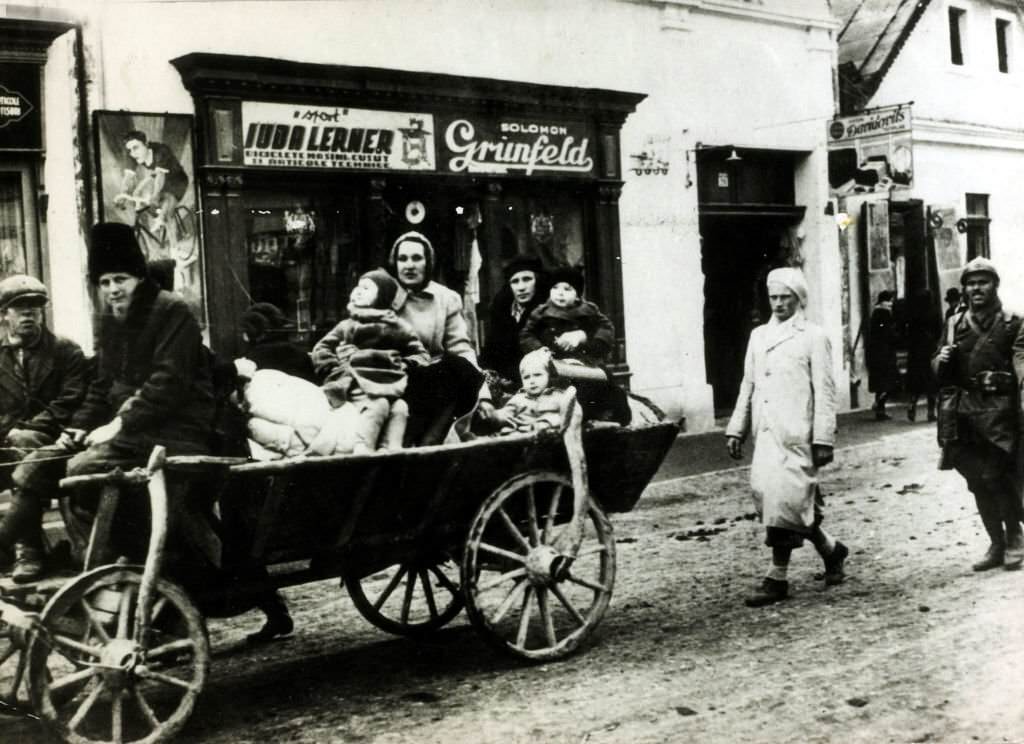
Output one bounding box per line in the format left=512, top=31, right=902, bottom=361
left=72, top=23, right=94, bottom=231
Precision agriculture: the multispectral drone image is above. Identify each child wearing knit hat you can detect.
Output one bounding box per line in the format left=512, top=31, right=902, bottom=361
left=494, top=349, right=568, bottom=435
left=311, top=269, right=429, bottom=452
left=519, top=266, right=615, bottom=367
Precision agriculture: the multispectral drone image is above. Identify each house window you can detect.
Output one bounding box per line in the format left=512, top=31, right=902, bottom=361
left=949, top=7, right=967, bottom=65
left=996, top=18, right=1011, bottom=73
left=964, top=193, right=990, bottom=260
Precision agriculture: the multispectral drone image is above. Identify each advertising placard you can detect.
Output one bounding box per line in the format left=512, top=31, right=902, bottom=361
left=242, top=102, right=435, bottom=171
left=438, top=115, right=595, bottom=176
left=828, top=103, right=913, bottom=196
left=0, top=63, right=42, bottom=150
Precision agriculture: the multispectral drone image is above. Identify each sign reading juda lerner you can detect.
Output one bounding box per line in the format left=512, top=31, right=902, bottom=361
left=827, top=103, right=913, bottom=196
left=242, top=102, right=435, bottom=171
left=440, top=116, right=595, bottom=176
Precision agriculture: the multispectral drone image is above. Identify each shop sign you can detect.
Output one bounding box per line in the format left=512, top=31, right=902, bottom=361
left=241, top=101, right=435, bottom=171
left=0, top=63, right=41, bottom=150
left=827, top=103, right=912, bottom=196
left=439, top=116, right=594, bottom=176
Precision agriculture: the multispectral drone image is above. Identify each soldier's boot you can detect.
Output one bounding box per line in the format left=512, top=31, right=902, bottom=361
left=11, top=542, right=45, bottom=584
left=1002, top=521, right=1023, bottom=571
left=744, top=578, right=789, bottom=607
left=972, top=493, right=1005, bottom=572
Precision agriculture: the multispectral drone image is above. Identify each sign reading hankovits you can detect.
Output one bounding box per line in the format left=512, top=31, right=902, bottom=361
left=827, top=103, right=913, bottom=196
left=242, top=102, right=435, bottom=170
left=439, top=116, right=595, bottom=176
left=0, top=63, right=41, bottom=150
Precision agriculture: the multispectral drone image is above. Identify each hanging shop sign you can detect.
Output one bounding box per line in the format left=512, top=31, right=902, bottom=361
left=0, top=63, right=41, bottom=150
left=439, top=115, right=595, bottom=176
left=827, top=103, right=912, bottom=196
left=241, top=101, right=435, bottom=171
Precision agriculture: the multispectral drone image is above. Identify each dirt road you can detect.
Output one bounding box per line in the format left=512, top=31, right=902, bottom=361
left=3, top=426, right=1023, bottom=743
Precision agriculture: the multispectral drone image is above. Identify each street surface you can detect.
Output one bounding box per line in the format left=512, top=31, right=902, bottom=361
left=3, top=421, right=1023, bottom=743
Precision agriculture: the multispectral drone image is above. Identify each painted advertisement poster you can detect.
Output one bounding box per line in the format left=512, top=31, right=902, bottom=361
left=827, top=103, right=913, bottom=196
left=242, top=102, right=435, bottom=171
left=438, top=115, right=595, bottom=176
left=94, top=111, right=204, bottom=320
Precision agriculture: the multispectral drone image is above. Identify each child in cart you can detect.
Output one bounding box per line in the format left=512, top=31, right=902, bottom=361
left=312, top=269, right=429, bottom=453
left=519, top=267, right=631, bottom=425
left=494, top=349, right=568, bottom=435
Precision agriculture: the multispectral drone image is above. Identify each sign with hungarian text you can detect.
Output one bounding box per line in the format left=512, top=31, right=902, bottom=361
left=439, top=115, right=595, bottom=176
left=241, top=101, right=435, bottom=171
left=0, top=63, right=41, bottom=150
left=827, top=103, right=913, bottom=195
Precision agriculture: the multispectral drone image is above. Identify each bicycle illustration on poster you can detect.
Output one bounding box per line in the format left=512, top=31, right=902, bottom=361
left=94, top=110, right=204, bottom=317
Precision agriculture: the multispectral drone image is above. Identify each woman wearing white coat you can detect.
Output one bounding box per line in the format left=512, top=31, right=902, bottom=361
left=726, top=267, right=847, bottom=607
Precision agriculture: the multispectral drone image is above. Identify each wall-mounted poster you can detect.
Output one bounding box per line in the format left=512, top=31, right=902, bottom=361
left=94, top=111, right=204, bottom=319
left=828, top=103, right=913, bottom=196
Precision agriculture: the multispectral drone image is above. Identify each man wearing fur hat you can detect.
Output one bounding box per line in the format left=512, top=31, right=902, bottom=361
left=726, top=267, right=847, bottom=606
left=13, top=223, right=215, bottom=573
left=0, top=275, right=89, bottom=581
left=933, top=257, right=1024, bottom=571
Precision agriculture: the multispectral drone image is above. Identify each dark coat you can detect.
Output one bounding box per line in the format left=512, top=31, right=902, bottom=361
left=520, top=300, right=615, bottom=367
left=867, top=304, right=899, bottom=393
left=72, top=279, right=215, bottom=451
left=0, top=327, right=89, bottom=439
left=905, top=302, right=941, bottom=395
left=932, top=304, right=1024, bottom=454
left=481, top=285, right=543, bottom=382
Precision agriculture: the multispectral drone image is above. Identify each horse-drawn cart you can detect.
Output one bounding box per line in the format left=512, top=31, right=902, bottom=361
left=0, top=397, right=678, bottom=744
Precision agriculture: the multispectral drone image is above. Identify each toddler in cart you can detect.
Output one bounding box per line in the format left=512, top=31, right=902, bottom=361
left=312, top=268, right=429, bottom=453
left=494, top=349, right=568, bottom=435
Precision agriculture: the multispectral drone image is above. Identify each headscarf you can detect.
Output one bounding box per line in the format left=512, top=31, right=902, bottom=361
left=388, top=231, right=435, bottom=285
left=765, top=267, right=809, bottom=308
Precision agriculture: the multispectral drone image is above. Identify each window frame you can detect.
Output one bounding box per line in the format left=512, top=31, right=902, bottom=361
left=963, top=192, right=991, bottom=261
left=994, top=14, right=1013, bottom=74
left=948, top=5, right=968, bottom=67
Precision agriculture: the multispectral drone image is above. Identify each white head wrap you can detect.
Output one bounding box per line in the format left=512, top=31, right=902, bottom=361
left=766, top=267, right=809, bottom=308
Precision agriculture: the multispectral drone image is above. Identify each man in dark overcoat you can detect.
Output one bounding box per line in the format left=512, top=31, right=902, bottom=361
left=933, top=257, right=1024, bottom=571
left=11, top=222, right=216, bottom=578
left=0, top=275, right=89, bottom=580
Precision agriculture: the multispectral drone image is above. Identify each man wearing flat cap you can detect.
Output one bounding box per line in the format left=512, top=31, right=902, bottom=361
left=726, top=267, right=847, bottom=606
left=933, top=257, right=1024, bottom=571
left=0, top=275, right=88, bottom=581
left=10, top=223, right=215, bottom=578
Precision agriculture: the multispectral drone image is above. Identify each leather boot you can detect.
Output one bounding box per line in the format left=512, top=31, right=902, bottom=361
left=823, top=542, right=849, bottom=586
left=972, top=543, right=1005, bottom=572
left=1003, top=524, right=1023, bottom=571
left=744, top=577, right=789, bottom=607
left=12, top=542, right=45, bottom=583
left=973, top=493, right=1005, bottom=571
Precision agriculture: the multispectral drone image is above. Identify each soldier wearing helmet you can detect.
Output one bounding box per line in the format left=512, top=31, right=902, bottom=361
left=0, top=274, right=89, bottom=582
left=933, top=257, right=1024, bottom=571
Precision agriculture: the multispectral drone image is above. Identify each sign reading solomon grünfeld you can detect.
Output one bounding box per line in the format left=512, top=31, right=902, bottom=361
left=439, top=116, right=595, bottom=176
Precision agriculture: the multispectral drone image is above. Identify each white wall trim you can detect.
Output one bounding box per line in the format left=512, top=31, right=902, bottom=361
left=630, top=0, right=837, bottom=32
left=914, top=116, right=1024, bottom=150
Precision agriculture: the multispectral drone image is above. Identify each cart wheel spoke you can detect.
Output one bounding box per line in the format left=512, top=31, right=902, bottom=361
left=372, top=566, right=408, bottom=612
left=536, top=588, right=557, bottom=647
left=478, top=542, right=526, bottom=564
left=576, top=544, right=607, bottom=558
left=132, top=686, right=161, bottom=728
left=147, top=638, right=196, bottom=660
left=80, top=599, right=112, bottom=644
left=566, top=572, right=610, bottom=593
left=418, top=569, right=439, bottom=621
left=489, top=578, right=527, bottom=625
left=498, top=507, right=531, bottom=551
left=525, top=484, right=540, bottom=546
left=67, top=677, right=104, bottom=731
left=542, top=484, right=563, bottom=544
left=515, top=586, right=535, bottom=649
left=49, top=666, right=97, bottom=694
left=138, top=667, right=197, bottom=692
left=549, top=583, right=586, bottom=627
left=111, top=690, right=124, bottom=744
left=52, top=633, right=103, bottom=660
left=477, top=567, right=527, bottom=593
left=427, top=564, right=460, bottom=596
left=400, top=569, right=416, bottom=624
left=116, top=585, right=135, bottom=640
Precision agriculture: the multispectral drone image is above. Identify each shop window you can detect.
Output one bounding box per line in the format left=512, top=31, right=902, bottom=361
left=244, top=191, right=361, bottom=344
left=0, top=172, right=27, bottom=277
left=996, top=18, right=1012, bottom=73
left=949, top=7, right=967, bottom=66
left=964, top=193, right=990, bottom=260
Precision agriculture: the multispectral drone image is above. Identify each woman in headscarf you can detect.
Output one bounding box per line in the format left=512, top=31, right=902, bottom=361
left=725, top=267, right=847, bottom=607
left=388, top=231, right=494, bottom=444
left=481, top=255, right=546, bottom=388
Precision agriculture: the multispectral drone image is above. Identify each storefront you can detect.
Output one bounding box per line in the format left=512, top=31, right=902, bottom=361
left=171, top=54, right=644, bottom=370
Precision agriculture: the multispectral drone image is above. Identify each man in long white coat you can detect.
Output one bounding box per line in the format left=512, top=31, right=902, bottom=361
left=726, top=267, right=847, bottom=606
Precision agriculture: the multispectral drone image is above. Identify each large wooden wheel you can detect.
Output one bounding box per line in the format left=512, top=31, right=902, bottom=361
left=462, top=471, right=616, bottom=661
left=26, top=565, right=209, bottom=744
left=343, top=555, right=463, bottom=638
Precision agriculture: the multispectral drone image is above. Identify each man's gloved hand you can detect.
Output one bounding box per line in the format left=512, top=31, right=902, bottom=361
left=812, top=444, right=834, bottom=468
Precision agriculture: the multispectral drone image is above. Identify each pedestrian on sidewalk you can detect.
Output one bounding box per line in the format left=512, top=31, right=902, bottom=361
left=725, top=267, right=848, bottom=607
left=933, top=257, right=1024, bottom=571
left=867, top=289, right=900, bottom=420
left=905, top=288, right=940, bottom=422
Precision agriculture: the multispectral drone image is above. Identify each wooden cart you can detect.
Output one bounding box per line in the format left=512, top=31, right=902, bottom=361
left=0, top=397, right=678, bottom=744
